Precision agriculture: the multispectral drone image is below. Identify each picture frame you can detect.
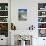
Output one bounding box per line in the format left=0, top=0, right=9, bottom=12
left=18, top=9, right=27, bottom=21
left=38, top=29, right=46, bottom=37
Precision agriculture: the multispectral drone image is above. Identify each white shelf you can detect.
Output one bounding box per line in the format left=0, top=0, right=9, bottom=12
left=38, top=10, right=46, bottom=11
left=0, top=16, right=8, bottom=17
left=38, top=28, right=46, bottom=29
left=0, top=22, right=8, bottom=23
left=38, top=22, right=46, bottom=23
left=38, top=16, right=46, bottom=17
left=0, top=10, right=8, bottom=11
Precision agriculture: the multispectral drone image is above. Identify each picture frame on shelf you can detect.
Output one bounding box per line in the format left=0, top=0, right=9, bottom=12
left=38, top=11, right=46, bottom=16
left=38, top=29, right=46, bottom=37
left=38, top=23, right=46, bottom=28
left=38, top=17, right=46, bottom=22
left=0, top=11, right=8, bottom=16
left=38, top=3, right=46, bottom=10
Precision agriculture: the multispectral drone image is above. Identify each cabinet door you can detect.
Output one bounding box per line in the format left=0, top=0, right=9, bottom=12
left=38, top=38, right=44, bottom=46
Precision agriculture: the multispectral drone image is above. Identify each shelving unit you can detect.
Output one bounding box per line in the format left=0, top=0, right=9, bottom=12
left=0, top=3, right=8, bottom=37
left=38, top=3, right=46, bottom=37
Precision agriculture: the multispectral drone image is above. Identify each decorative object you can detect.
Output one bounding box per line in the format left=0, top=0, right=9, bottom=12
left=38, top=11, right=46, bottom=16
left=0, top=11, right=8, bottom=16
left=38, top=23, right=46, bottom=28
left=5, top=6, right=8, bottom=10
left=18, top=9, right=27, bottom=21
left=0, top=3, right=8, bottom=10
left=38, top=17, right=46, bottom=22
left=15, top=35, right=32, bottom=46
left=11, top=23, right=16, bottom=30
left=20, top=40, right=25, bottom=46
left=42, top=12, right=45, bottom=15
left=38, top=3, right=46, bottom=10
left=29, top=25, right=35, bottom=30
left=19, top=35, right=32, bottom=45
left=0, top=23, right=8, bottom=37
left=39, top=29, right=46, bottom=37
left=40, top=8, right=44, bottom=10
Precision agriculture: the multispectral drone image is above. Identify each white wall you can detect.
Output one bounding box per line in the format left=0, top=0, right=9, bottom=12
left=11, top=0, right=46, bottom=46
left=11, top=0, right=46, bottom=30
left=0, top=0, right=46, bottom=46
left=11, top=0, right=38, bottom=30
left=11, top=0, right=38, bottom=45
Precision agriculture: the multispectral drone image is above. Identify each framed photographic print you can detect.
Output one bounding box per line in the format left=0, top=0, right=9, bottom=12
left=18, top=9, right=27, bottom=21
left=38, top=29, right=46, bottom=37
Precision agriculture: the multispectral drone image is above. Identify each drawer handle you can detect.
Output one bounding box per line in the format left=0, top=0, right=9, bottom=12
left=1, top=39, right=3, bottom=40
left=43, top=39, right=45, bottom=40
